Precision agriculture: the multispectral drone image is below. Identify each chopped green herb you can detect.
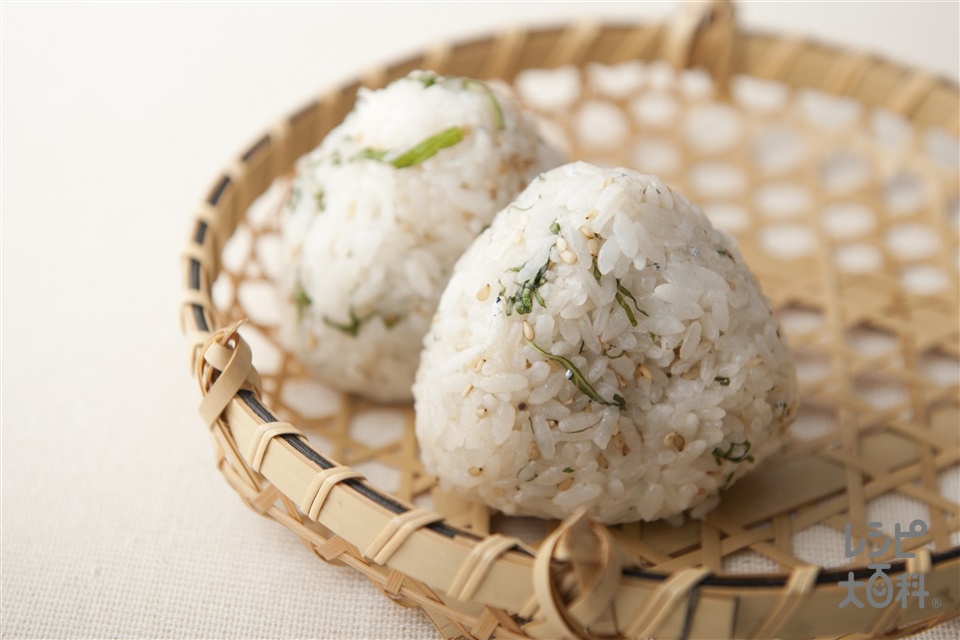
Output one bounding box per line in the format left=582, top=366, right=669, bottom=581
left=526, top=340, right=625, bottom=410
left=314, top=189, right=326, bottom=211
left=391, top=126, right=464, bottom=168
left=712, top=440, right=754, bottom=466
left=717, top=247, right=732, bottom=259
left=503, top=258, right=549, bottom=315
left=563, top=467, right=574, bottom=473
left=462, top=79, right=505, bottom=130
left=323, top=308, right=364, bottom=337
left=615, top=292, right=638, bottom=327
left=605, top=349, right=627, bottom=360
left=715, top=376, right=730, bottom=386
left=616, top=281, right=648, bottom=317
left=293, top=285, right=312, bottom=318
left=649, top=332, right=658, bottom=342
left=591, top=258, right=602, bottom=283
left=549, top=221, right=561, bottom=235
left=352, top=148, right=388, bottom=162
left=288, top=184, right=301, bottom=210
left=508, top=203, right=535, bottom=212
left=721, top=472, right=735, bottom=490
left=416, top=75, right=437, bottom=88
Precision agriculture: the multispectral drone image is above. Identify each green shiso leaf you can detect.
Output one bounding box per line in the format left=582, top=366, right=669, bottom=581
left=293, top=285, right=312, bottom=318
left=323, top=308, right=363, bottom=337
left=417, top=75, right=437, bottom=88
left=616, top=280, right=648, bottom=316
left=352, top=148, right=388, bottom=162
left=563, top=467, right=574, bottom=473
left=712, top=440, right=754, bottom=466
left=503, top=258, right=549, bottom=316
left=391, top=126, right=464, bottom=168
left=615, top=292, right=638, bottom=327
left=549, top=221, right=561, bottom=235
left=526, top=340, right=625, bottom=410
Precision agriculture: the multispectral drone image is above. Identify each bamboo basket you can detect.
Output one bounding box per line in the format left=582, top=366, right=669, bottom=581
left=180, top=2, right=960, bottom=637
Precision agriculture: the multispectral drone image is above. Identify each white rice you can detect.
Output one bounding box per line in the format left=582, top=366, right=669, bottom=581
left=277, top=71, right=562, bottom=402
left=414, top=162, right=797, bottom=524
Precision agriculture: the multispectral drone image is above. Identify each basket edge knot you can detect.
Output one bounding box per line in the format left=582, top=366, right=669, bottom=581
left=526, top=509, right=625, bottom=639
left=196, top=320, right=263, bottom=430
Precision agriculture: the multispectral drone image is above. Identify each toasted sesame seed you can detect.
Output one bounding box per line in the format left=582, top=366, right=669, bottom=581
left=597, top=454, right=609, bottom=469
left=664, top=432, right=685, bottom=451
left=477, top=284, right=491, bottom=301
left=579, top=225, right=594, bottom=239
left=468, top=466, right=482, bottom=477
left=585, top=209, right=597, bottom=220
left=587, top=238, right=599, bottom=256
left=529, top=442, right=540, bottom=460
left=613, top=433, right=625, bottom=449
left=616, top=372, right=627, bottom=388
left=461, top=383, right=474, bottom=398
left=559, top=249, right=578, bottom=265
left=635, top=364, right=652, bottom=380
left=475, top=406, right=488, bottom=418
left=473, top=358, right=485, bottom=372
left=306, top=332, right=318, bottom=349
left=556, top=236, right=568, bottom=252
left=557, top=478, right=574, bottom=491
left=522, top=320, right=535, bottom=341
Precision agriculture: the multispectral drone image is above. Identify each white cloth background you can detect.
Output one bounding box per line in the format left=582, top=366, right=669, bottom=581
left=2, top=2, right=958, bottom=638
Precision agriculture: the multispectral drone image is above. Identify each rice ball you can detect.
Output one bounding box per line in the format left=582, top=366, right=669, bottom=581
left=414, top=162, right=797, bottom=524
left=278, top=71, right=562, bottom=402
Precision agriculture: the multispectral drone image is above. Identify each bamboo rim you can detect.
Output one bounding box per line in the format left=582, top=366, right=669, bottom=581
left=180, top=2, right=960, bottom=638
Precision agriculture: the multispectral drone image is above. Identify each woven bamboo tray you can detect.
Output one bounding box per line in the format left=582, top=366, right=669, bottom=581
left=180, top=2, right=960, bottom=637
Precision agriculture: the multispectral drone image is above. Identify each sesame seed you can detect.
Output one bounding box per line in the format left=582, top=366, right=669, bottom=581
left=559, top=249, right=578, bottom=265
left=635, top=364, right=652, bottom=380
left=556, top=236, right=568, bottom=252
left=557, top=478, right=574, bottom=491
left=475, top=406, right=488, bottom=418
left=477, top=284, right=491, bottom=301
left=529, top=442, right=540, bottom=460
left=468, top=467, right=482, bottom=477
left=664, top=432, right=685, bottom=451
left=597, top=454, right=609, bottom=469
left=461, top=383, right=474, bottom=398
left=587, top=238, right=599, bottom=256
left=522, top=320, right=535, bottom=341
left=579, top=225, right=594, bottom=239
